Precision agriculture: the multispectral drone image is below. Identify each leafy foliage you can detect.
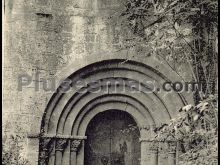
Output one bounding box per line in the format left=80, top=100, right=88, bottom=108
left=114, top=0, right=218, bottom=100
left=2, top=126, right=30, bottom=165
left=123, top=95, right=218, bottom=164
left=154, top=94, right=218, bottom=164
left=115, top=1, right=218, bottom=164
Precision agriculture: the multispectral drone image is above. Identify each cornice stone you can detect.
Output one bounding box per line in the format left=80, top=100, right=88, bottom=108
left=28, top=133, right=87, bottom=140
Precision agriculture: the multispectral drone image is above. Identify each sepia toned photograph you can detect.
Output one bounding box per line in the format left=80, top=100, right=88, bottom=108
left=2, top=0, right=218, bottom=165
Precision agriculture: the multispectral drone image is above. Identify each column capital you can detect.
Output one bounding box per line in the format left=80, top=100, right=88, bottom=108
left=167, top=141, right=177, bottom=154
left=149, top=141, right=159, bottom=153
left=158, top=142, right=168, bottom=160
left=70, top=139, right=83, bottom=152
left=39, top=151, right=47, bottom=165
left=39, top=138, right=55, bottom=165
left=40, top=138, right=52, bottom=150
left=39, top=137, right=55, bottom=151
left=55, top=138, right=68, bottom=151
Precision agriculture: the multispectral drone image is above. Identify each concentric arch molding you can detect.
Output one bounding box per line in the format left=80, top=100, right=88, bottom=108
left=40, top=58, right=193, bottom=137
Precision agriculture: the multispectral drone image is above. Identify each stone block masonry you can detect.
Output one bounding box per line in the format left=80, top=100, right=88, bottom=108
left=3, top=0, right=194, bottom=165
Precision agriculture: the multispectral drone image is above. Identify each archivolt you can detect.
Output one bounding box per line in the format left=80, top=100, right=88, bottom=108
left=55, top=81, right=169, bottom=134
left=41, top=59, right=189, bottom=137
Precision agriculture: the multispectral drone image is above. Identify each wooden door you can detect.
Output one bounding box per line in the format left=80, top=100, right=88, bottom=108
left=84, top=110, right=140, bottom=165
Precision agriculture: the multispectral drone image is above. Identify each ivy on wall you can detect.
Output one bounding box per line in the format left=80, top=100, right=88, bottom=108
left=2, top=125, right=30, bottom=165
left=114, top=1, right=218, bottom=164
left=113, top=0, right=218, bottom=100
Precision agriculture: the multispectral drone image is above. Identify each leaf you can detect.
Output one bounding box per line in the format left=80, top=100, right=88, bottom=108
left=182, top=104, right=193, bottom=112
left=185, top=125, right=191, bottom=133
left=193, top=114, right=200, bottom=121
left=197, top=102, right=209, bottom=113
left=196, top=102, right=204, bottom=109
left=174, top=125, right=178, bottom=131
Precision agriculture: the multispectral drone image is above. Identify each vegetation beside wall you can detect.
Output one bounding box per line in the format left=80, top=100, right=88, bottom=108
left=154, top=95, right=218, bottom=165
left=114, top=0, right=218, bottom=98
left=115, top=0, right=218, bottom=164
left=2, top=125, right=30, bottom=165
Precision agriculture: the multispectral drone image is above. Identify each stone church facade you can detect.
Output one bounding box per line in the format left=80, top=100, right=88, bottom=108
left=3, top=0, right=194, bottom=165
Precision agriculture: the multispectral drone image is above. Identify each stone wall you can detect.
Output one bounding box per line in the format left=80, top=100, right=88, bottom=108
left=3, top=0, right=193, bottom=164
left=4, top=0, right=123, bottom=135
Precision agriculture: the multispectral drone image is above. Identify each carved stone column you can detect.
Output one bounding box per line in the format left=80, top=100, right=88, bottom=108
left=149, top=141, right=159, bottom=165
left=140, top=140, right=150, bottom=165
left=55, top=138, right=68, bottom=165
left=70, top=139, right=82, bottom=165
left=139, top=125, right=155, bottom=165
left=167, top=141, right=177, bottom=165
left=158, top=142, right=168, bottom=165
left=39, top=138, right=54, bottom=165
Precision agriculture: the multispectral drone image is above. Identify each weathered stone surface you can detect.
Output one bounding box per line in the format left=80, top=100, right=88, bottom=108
left=3, top=0, right=193, bottom=165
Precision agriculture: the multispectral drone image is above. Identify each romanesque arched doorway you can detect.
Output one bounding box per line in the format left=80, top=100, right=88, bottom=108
left=84, top=110, right=141, bottom=165
left=37, top=59, right=192, bottom=165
